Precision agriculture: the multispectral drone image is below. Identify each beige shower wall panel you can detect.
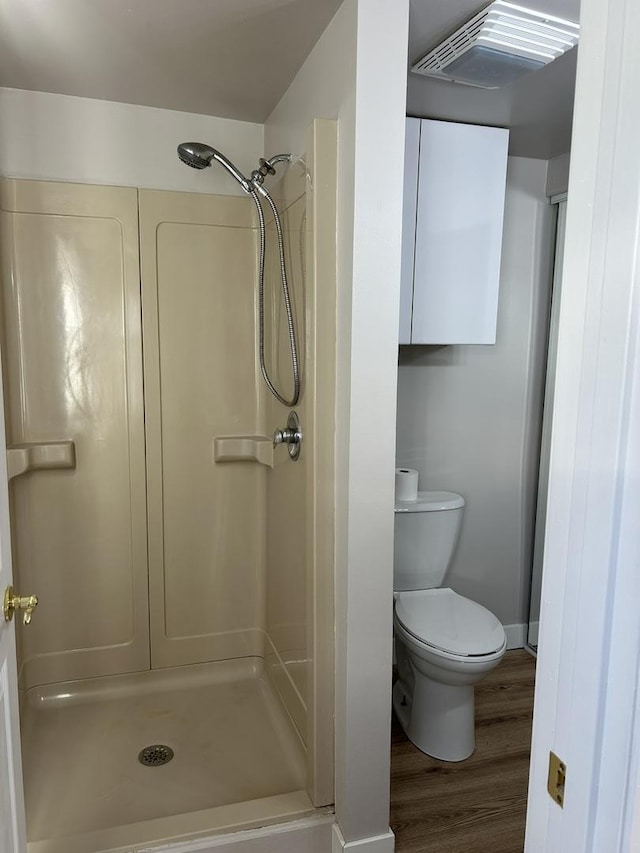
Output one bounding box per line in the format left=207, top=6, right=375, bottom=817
left=0, top=179, right=149, bottom=689
left=302, top=121, right=337, bottom=807
left=139, top=191, right=265, bottom=668
left=265, top=121, right=337, bottom=806
left=265, top=189, right=308, bottom=708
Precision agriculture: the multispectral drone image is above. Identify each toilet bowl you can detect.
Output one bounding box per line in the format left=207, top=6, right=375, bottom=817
left=393, top=492, right=506, bottom=761
left=393, top=587, right=506, bottom=761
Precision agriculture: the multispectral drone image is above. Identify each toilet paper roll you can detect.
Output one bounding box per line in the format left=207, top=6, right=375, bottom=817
left=395, top=468, right=419, bottom=502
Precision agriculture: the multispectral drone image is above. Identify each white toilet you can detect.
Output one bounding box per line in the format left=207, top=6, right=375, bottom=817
left=393, top=491, right=507, bottom=762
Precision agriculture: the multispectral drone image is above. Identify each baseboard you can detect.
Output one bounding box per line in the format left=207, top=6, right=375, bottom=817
left=332, top=824, right=395, bottom=852
left=504, top=623, right=527, bottom=649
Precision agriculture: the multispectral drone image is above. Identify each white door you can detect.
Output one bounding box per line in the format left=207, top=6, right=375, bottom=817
left=525, top=0, right=640, bottom=848
left=0, top=353, right=27, bottom=851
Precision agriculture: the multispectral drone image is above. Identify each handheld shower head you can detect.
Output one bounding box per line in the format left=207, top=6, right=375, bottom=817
left=177, top=141, right=252, bottom=192
left=177, top=142, right=216, bottom=170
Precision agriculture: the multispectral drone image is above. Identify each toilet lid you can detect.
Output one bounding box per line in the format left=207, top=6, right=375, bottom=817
left=395, top=588, right=505, bottom=657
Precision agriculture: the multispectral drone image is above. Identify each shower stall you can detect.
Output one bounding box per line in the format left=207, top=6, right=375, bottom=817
left=0, top=120, right=337, bottom=852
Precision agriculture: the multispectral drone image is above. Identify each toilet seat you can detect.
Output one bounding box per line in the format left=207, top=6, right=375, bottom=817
left=394, top=588, right=506, bottom=658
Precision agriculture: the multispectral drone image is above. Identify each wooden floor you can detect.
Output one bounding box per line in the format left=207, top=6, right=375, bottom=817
left=390, top=649, right=536, bottom=853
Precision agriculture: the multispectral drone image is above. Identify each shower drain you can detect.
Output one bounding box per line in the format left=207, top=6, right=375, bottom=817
left=138, top=744, right=174, bottom=767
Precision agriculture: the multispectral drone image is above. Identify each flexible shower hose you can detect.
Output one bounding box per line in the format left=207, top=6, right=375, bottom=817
left=250, top=187, right=301, bottom=407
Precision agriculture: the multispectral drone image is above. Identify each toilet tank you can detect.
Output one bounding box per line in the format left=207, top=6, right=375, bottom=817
left=394, top=491, right=465, bottom=591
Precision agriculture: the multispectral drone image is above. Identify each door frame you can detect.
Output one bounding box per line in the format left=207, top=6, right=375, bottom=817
left=0, top=325, right=27, bottom=850
left=524, top=0, right=640, bottom=848
left=527, top=197, right=566, bottom=653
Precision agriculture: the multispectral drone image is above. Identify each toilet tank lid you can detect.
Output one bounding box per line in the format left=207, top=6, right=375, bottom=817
left=395, top=491, right=464, bottom=513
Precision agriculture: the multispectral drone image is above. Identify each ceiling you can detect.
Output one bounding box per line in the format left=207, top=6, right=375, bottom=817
left=408, top=0, right=581, bottom=158
left=0, top=0, right=579, bottom=158
left=0, top=0, right=343, bottom=123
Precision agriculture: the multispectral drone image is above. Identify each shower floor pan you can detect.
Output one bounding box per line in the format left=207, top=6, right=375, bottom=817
left=21, top=657, right=313, bottom=853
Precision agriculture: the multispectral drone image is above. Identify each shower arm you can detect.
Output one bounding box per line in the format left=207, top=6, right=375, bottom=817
left=248, top=154, right=292, bottom=194
left=266, top=154, right=292, bottom=168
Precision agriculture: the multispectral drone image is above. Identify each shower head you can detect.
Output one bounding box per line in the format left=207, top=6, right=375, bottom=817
left=177, top=141, right=252, bottom=192
left=177, top=142, right=215, bottom=170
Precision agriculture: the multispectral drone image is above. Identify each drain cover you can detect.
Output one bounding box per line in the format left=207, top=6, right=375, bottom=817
left=138, top=744, right=174, bottom=767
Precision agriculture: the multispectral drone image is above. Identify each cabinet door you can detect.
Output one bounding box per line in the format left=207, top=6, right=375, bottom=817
left=399, top=118, right=421, bottom=344
left=412, top=120, right=508, bottom=344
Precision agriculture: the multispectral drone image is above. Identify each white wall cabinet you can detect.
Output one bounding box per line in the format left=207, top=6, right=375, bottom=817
left=400, top=117, right=509, bottom=345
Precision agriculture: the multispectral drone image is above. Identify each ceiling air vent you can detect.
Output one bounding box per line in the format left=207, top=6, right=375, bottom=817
left=412, top=1, right=579, bottom=89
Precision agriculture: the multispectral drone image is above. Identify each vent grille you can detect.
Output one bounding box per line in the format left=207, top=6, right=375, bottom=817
left=414, top=7, right=490, bottom=74
left=412, top=1, right=579, bottom=86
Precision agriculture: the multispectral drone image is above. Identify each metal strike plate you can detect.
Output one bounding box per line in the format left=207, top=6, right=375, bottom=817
left=547, top=751, right=566, bottom=808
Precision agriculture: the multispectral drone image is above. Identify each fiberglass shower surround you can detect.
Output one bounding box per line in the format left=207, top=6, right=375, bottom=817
left=177, top=142, right=301, bottom=407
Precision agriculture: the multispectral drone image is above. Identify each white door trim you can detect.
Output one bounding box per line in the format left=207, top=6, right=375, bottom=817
left=525, top=0, right=640, bottom=849
left=0, top=319, right=27, bottom=850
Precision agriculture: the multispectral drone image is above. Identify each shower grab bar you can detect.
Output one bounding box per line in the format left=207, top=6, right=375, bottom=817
left=6, top=441, right=76, bottom=481
left=213, top=435, right=273, bottom=468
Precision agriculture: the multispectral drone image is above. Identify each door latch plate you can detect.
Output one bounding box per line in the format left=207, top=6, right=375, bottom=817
left=547, top=751, right=566, bottom=808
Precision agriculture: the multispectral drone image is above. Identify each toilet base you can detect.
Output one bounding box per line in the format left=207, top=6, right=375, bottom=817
left=392, top=674, right=476, bottom=762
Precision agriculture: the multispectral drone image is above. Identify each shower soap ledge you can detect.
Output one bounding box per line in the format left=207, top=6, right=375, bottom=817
left=213, top=435, right=273, bottom=467
left=7, top=440, right=76, bottom=480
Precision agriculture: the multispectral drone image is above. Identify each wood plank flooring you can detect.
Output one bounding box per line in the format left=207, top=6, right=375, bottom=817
left=390, top=649, right=536, bottom=853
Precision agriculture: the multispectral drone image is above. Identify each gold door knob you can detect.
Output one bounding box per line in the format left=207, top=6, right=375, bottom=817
left=3, top=586, right=38, bottom=625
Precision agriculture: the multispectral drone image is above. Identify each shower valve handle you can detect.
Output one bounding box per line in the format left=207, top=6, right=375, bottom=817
left=273, top=427, right=296, bottom=445
left=272, top=411, right=302, bottom=461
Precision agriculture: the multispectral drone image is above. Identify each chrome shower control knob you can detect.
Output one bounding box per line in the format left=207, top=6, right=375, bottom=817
left=272, top=411, right=302, bottom=461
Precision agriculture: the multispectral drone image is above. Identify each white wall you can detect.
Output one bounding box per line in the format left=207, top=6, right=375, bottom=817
left=396, top=157, right=555, bottom=633
left=266, top=1, right=409, bottom=849
left=0, top=87, right=263, bottom=194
